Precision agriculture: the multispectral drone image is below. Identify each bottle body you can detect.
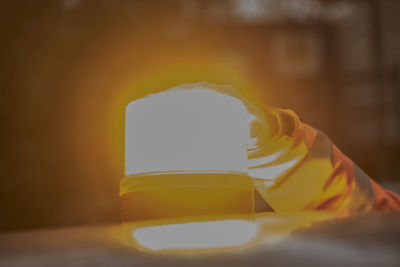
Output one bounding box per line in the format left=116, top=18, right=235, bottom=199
left=120, top=172, right=254, bottom=223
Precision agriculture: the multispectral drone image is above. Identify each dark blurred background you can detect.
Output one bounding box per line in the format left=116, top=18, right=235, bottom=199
left=1, top=0, right=399, bottom=232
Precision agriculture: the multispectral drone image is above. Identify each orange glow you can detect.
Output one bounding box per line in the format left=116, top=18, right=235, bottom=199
left=108, top=61, right=269, bottom=174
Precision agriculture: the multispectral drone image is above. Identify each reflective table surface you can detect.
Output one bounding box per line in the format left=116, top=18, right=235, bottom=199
left=0, top=212, right=399, bottom=267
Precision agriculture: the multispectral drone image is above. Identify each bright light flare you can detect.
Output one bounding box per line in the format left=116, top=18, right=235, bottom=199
left=125, top=88, right=250, bottom=175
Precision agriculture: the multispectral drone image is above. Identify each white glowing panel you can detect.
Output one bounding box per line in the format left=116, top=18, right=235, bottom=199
left=125, top=88, right=250, bottom=175
left=132, top=220, right=257, bottom=250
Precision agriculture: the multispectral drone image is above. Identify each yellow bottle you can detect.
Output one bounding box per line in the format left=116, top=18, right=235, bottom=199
left=120, top=172, right=254, bottom=222
left=121, top=87, right=254, bottom=223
